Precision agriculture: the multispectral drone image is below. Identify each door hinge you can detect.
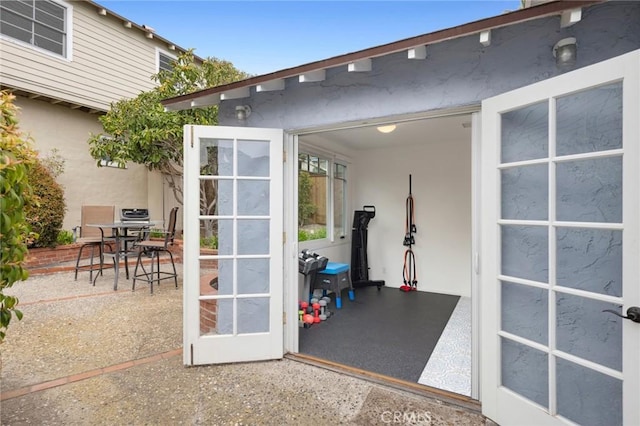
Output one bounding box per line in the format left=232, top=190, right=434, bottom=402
left=474, top=252, right=480, bottom=274
left=283, top=232, right=286, bottom=244
left=283, top=311, right=287, bottom=325
left=190, top=126, right=194, bottom=148
left=283, top=150, right=287, bottom=162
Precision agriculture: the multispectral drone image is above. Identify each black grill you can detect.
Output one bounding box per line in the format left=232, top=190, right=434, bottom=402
left=120, top=208, right=150, bottom=222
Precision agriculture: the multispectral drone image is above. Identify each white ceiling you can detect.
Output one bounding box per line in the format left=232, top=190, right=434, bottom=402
left=299, top=114, right=473, bottom=151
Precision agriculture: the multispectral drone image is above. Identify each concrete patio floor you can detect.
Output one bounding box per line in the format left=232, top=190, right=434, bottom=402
left=0, top=269, right=489, bottom=425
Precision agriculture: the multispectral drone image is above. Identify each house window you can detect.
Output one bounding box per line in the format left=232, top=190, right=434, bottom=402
left=333, top=163, right=347, bottom=239
left=158, top=51, right=175, bottom=73
left=298, top=152, right=347, bottom=242
left=0, top=0, right=69, bottom=57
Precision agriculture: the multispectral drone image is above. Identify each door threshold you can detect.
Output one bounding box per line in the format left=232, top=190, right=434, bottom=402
left=286, top=352, right=481, bottom=414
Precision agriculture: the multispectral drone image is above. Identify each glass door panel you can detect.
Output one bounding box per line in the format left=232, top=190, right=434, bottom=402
left=184, top=126, right=284, bottom=365
left=497, top=84, right=625, bottom=423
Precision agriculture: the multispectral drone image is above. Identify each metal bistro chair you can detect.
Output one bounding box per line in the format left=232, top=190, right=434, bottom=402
left=74, top=205, right=116, bottom=283
left=132, top=207, right=179, bottom=293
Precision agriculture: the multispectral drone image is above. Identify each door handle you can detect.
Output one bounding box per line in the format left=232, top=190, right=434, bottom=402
left=603, top=307, right=640, bottom=323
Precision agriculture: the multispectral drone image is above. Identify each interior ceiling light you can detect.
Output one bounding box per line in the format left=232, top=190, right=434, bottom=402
left=377, top=124, right=396, bottom=134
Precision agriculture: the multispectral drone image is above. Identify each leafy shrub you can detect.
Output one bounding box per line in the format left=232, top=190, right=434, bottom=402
left=25, top=161, right=66, bottom=248
left=1, top=90, right=37, bottom=341
left=200, top=236, right=218, bottom=249
left=40, top=148, right=65, bottom=178
left=298, top=229, right=310, bottom=241
left=298, top=227, right=327, bottom=242
left=56, top=229, right=74, bottom=245
left=149, top=228, right=165, bottom=238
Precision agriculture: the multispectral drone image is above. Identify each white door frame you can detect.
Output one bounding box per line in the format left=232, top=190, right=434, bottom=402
left=283, top=132, right=300, bottom=354
left=283, top=108, right=482, bottom=400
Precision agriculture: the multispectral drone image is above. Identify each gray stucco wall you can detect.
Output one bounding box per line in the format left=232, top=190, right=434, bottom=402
left=218, top=1, right=639, bottom=129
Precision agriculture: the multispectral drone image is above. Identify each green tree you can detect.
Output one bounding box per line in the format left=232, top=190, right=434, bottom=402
left=0, top=91, right=37, bottom=342
left=298, top=171, right=316, bottom=227
left=88, top=50, right=249, bottom=210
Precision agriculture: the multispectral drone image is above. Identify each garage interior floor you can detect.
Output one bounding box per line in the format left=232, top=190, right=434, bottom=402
left=298, top=286, right=471, bottom=396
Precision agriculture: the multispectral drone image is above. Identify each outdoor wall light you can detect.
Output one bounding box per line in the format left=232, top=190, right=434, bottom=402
left=235, top=105, right=251, bottom=120
left=376, top=124, right=396, bottom=134
left=553, top=37, right=577, bottom=69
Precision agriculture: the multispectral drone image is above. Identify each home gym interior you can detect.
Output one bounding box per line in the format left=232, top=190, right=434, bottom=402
left=296, top=113, right=473, bottom=397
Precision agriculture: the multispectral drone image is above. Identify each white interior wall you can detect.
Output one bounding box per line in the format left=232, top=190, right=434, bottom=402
left=352, top=135, right=472, bottom=297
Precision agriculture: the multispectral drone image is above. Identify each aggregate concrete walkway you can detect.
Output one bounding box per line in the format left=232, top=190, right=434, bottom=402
left=0, top=270, right=489, bottom=425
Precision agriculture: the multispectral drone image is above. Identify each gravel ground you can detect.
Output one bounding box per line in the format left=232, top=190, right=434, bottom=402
left=1, top=271, right=488, bottom=425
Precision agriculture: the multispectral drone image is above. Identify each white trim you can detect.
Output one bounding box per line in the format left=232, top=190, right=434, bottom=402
left=284, top=133, right=299, bottom=354
left=156, top=47, right=177, bottom=73
left=471, top=111, right=481, bottom=400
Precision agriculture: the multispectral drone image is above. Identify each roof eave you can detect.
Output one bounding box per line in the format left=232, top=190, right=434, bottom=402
left=161, top=0, right=603, bottom=109
left=84, top=0, right=205, bottom=63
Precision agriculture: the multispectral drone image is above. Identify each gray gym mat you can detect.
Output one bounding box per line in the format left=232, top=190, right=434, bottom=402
left=298, top=286, right=460, bottom=383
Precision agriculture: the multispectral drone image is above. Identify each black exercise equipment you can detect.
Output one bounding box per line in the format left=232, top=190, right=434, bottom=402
left=298, top=249, right=328, bottom=301
left=351, top=205, right=385, bottom=289
left=400, top=175, right=418, bottom=292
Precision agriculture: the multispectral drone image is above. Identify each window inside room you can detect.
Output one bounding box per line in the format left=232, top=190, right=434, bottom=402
left=0, top=0, right=68, bottom=57
left=298, top=152, right=347, bottom=242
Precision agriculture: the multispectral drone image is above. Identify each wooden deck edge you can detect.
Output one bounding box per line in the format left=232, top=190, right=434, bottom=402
left=285, top=352, right=483, bottom=414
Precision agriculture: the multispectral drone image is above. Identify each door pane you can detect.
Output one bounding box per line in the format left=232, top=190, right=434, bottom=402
left=501, top=338, right=548, bottom=408
left=238, top=219, right=269, bottom=255
left=215, top=299, right=233, bottom=335
left=501, top=164, right=548, bottom=220
left=214, top=259, right=234, bottom=296
left=200, top=139, right=233, bottom=176
left=238, top=180, right=269, bottom=216
left=215, top=180, right=234, bottom=216
left=200, top=219, right=232, bottom=256
left=501, top=281, right=548, bottom=344
left=556, top=294, right=622, bottom=370
left=200, top=298, right=232, bottom=336
left=238, top=258, right=269, bottom=294
left=501, top=101, right=548, bottom=163
left=556, top=228, right=622, bottom=296
left=501, top=225, right=548, bottom=282
left=238, top=140, right=269, bottom=177
left=237, top=298, right=269, bottom=333
left=557, top=359, right=622, bottom=426
left=556, top=82, right=622, bottom=156
left=556, top=157, right=622, bottom=223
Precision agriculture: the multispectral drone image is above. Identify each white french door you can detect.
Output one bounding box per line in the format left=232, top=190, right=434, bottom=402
left=480, top=50, right=640, bottom=425
left=183, top=125, right=284, bottom=365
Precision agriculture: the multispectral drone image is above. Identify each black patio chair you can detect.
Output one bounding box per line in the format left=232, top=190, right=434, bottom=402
left=131, top=207, right=179, bottom=294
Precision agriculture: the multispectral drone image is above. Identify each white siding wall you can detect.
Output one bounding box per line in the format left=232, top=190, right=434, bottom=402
left=1, top=0, right=169, bottom=110
left=2, top=0, right=186, bottom=233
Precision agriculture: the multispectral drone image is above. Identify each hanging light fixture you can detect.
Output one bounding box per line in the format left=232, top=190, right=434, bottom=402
left=377, top=124, right=396, bottom=134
